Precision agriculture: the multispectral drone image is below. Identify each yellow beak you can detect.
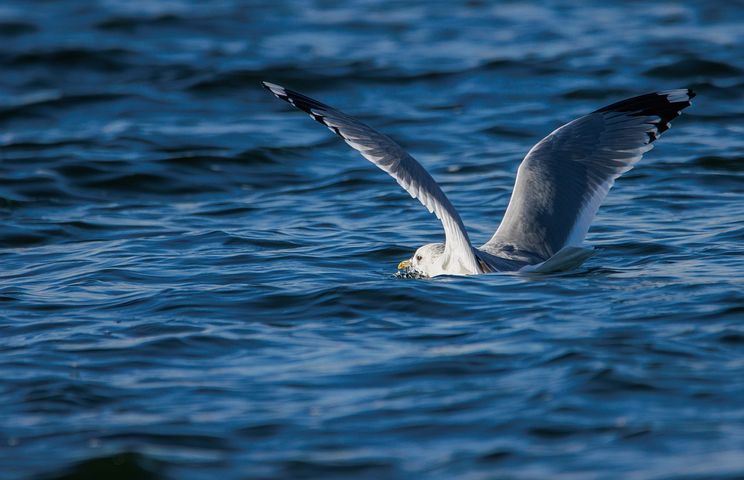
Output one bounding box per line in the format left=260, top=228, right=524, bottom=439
left=398, top=259, right=412, bottom=270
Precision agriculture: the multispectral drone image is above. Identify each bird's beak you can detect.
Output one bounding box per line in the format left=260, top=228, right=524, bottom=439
left=398, top=259, right=412, bottom=270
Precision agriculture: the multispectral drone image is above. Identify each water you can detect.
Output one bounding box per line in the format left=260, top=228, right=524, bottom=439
left=1, top=1, right=743, bottom=478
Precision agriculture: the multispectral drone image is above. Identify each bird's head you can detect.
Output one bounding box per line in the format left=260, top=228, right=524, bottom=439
left=397, top=243, right=446, bottom=278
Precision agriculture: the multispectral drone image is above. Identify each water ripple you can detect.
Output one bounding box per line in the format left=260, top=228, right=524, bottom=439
left=1, top=1, right=743, bottom=479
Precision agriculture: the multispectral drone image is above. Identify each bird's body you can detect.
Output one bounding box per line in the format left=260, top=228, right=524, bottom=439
left=263, top=82, right=694, bottom=277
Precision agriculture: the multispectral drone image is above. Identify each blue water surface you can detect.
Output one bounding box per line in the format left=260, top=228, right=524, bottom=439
left=1, top=1, right=743, bottom=478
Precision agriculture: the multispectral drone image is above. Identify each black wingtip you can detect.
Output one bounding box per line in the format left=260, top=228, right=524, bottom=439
left=260, top=82, right=333, bottom=118
left=595, top=88, right=695, bottom=114
left=261, top=81, right=286, bottom=98
left=261, top=81, right=277, bottom=91
left=594, top=88, right=695, bottom=142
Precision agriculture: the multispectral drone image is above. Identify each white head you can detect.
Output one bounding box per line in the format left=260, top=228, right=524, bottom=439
left=397, top=243, right=447, bottom=277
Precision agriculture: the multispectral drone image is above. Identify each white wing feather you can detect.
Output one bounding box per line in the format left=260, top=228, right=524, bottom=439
left=484, top=89, right=695, bottom=261
left=263, top=82, right=480, bottom=273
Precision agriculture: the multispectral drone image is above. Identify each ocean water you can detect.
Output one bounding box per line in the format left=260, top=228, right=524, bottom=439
left=1, top=1, right=743, bottom=478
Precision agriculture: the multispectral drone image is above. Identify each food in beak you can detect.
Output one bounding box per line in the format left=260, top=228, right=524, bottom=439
left=397, top=259, right=412, bottom=270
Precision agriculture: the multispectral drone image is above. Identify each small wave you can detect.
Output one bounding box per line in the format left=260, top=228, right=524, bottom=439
left=688, top=80, right=744, bottom=99
left=479, top=124, right=534, bottom=138
left=188, top=57, right=563, bottom=94
left=20, top=378, right=115, bottom=410
left=3, top=47, right=134, bottom=71
left=581, top=367, right=660, bottom=394
left=644, top=58, right=741, bottom=78
left=95, top=13, right=182, bottom=32
left=190, top=204, right=257, bottom=218
left=715, top=329, right=744, bottom=345
left=281, top=458, right=395, bottom=478
left=0, top=221, right=117, bottom=247
left=159, top=146, right=292, bottom=169
left=37, top=452, right=165, bottom=480
left=691, top=155, right=744, bottom=172
left=188, top=64, right=363, bottom=93
left=688, top=111, right=744, bottom=123
left=559, top=87, right=636, bottom=100
left=0, top=93, right=131, bottom=122
left=0, top=139, right=91, bottom=152
left=0, top=228, right=49, bottom=247
left=604, top=241, right=679, bottom=256
left=478, top=449, right=513, bottom=463
left=79, top=172, right=200, bottom=194
left=0, top=20, right=37, bottom=37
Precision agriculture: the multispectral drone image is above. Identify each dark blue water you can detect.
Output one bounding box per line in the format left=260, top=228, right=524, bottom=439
left=1, top=1, right=743, bottom=478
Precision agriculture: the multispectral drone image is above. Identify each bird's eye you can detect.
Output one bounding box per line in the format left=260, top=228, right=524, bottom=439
left=416, top=255, right=422, bottom=261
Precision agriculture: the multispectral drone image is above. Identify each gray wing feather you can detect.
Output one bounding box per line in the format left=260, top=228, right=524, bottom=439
left=263, top=82, right=479, bottom=272
left=484, top=89, right=695, bottom=260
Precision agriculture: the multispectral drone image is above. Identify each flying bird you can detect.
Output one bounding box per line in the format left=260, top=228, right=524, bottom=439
left=262, top=82, right=694, bottom=277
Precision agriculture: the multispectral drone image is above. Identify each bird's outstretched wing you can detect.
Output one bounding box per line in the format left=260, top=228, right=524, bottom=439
left=263, top=82, right=480, bottom=273
left=483, top=89, right=695, bottom=260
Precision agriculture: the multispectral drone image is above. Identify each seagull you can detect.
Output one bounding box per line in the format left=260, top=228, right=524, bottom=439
left=262, top=81, right=694, bottom=277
